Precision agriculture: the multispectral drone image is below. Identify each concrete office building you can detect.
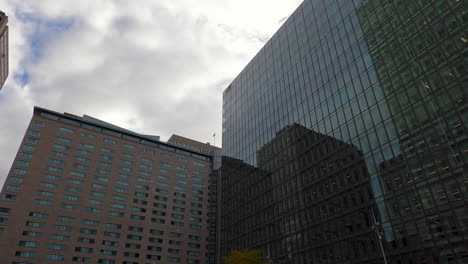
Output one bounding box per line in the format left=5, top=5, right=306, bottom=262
left=0, top=10, right=8, bottom=90
left=220, top=0, right=466, bottom=263
left=0, top=106, right=219, bottom=264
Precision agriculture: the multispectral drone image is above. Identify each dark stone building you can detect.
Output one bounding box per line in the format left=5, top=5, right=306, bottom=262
left=0, top=10, right=8, bottom=90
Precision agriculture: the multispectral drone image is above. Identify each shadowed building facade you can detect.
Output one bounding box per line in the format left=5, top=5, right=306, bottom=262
left=0, top=107, right=218, bottom=264
left=220, top=0, right=466, bottom=263
left=0, top=10, right=8, bottom=90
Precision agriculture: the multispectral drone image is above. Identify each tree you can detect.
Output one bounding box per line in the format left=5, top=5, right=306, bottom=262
left=222, top=249, right=269, bottom=264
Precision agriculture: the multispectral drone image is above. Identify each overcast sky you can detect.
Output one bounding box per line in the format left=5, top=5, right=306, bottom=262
left=0, top=0, right=302, bottom=187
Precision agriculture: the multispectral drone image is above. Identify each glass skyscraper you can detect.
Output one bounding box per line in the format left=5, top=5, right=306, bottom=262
left=220, top=0, right=466, bottom=263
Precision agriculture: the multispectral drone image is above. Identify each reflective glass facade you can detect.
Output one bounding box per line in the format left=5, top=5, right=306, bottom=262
left=221, top=0, right=466, bottom=263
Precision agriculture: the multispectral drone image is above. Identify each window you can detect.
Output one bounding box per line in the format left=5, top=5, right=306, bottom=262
left=124, top=143, right=136, bottom=150
left=90, top=191, right=105, bottom=198
left=40, top=182, right=58, bottom=189
left=76, top=149, right=92, bottom=156
left=111, top=195, right=127, bottom=202
left=22, top=231, right=42, bottom=238
left=94, top=176, right=109, bottom=182
left=160, top=153, right=171, bottom=158
left=75, top=156, right=90, bottom=163
left=193, top=161, right=205, bottom=167
left=68, top=179, right=84, bottom=185
left=115, top=180, right=129, bottom=186
left=97, top=161, right=112, bottom=168
left=160, top=162, right=171, bottom=168
left=105, top=223, right=122, bottom=229
left=9, top=176, right=24, bottom=184
left=15, top=251, right=36, bottom=258
left=88, top=199, right=104, bottom=205
left=72, top=163, right=88, bottom=171
left=101, top=148, right=115, bottom=153
left=96, top=169, right=111, bottom=175
left=34, top=120, right=46, bottom=127
left=6, top=185, right=20, bottom=192
left=176, top=179, right=187, bottom=184
left=128, top=226, right=144, bottom=232
left=59, top=127, right=75, bottom=133
left=192, top=189, right=203, bottom=195
left=63, top=195, right=79, bottom=201
left=48, top=244, right=67, bottom=250
left=13, top=168, right=27, bottom=175
left=47, top=166, right=63, bottom=173
left=102, top=240, right=119, bottom=247
left=139, top=164, right=152, bottom=170
left=174, top=186, right=186, bottom=191
left=121, top=153, right=134, bottom=158
left=167, top=257, right=181, bottom=263
left=82, top=208, right=98, bottom=215
left=91, top=183, right=107, bottom=190
left=103, top=138, right=117, bottom=144
left=178, top=157, right=188, bottom=162
left=29, top=212, right=49, bottom=218
left=44, top=174, right=61, bottom=181
left=117, top=173, right=130, bottom=179
left=61, top=203, right=79, bottom=209
left=104, top=231, right=120, bottom=238
left=157, top=182, right=169, bottom=188
left=114, top=188, right=128, bottom=193
left=141, top=157, right=153, bottom=163
left=38, top=190, right=55, bottom=197
left=70, top=171, right=86, bottom=178
left=79, top=142, right=95, bottom=149
left=50, top=234, right=70, bottom=241
left=22, top=145, right=36, bottom=151
left=75, top=246, right=93, bottom=253
left=80, top=228, right=97, bottom=235
left=192, top=176, right=204, bottom=182
left=34, top=199, right=52, bottom=206
left=173, top=199, right=185, bottom=205
left=143, top=148, right=154, bottom=154
left=171, top=214, right=184, bottom=219
left=172, top=206, right=185, bottom=212
left=56, top=137, right=72, bottom=144
left=155, top=188, right=168, bottom=194
left=174, top=192, right=186, bottom=198
left=126, top=243, right=141, bottom=249
left=26, top=137, right=38, bottom=144
left=18, top=241, right=40, bottom=248
left=169, top=240, right=183, bottom=246
left=55, top=225, right=72, bottom=231
left=81, top=132, right=96, bottom=139
left=82, top=219, right=99, bottom=226
left=46, top=254, right=65, bottom=260
left=51, top=151, right=68, bottom=157
left=100, top=154, right=114, bottom=161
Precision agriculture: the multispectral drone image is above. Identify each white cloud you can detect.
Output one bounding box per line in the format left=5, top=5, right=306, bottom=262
left=0, top=0, right=303, bottom=187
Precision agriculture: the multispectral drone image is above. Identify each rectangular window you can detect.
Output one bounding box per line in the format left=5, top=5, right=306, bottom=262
left=103, top=138, right=117, bottom=144
left=56, top=137, right=72, bottom=144
left=76, top=149, right=92, bottom=156
left=124, top=144, right=137, bottom=150
left=101, top=148, right=115, bottom=154
left=22, top=145, right=36, bottom=151
left=59, top=127, right=75, bottom=133
left=34, top=120, right=46, bottom=127
left=81, top=132, right=97, bottom=139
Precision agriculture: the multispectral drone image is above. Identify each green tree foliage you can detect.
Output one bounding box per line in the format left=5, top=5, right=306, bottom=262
left=222, top=249, right=269, bottom=264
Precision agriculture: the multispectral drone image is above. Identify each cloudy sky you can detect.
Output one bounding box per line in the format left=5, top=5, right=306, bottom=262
left=0, top=0, right=302, bottom=187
